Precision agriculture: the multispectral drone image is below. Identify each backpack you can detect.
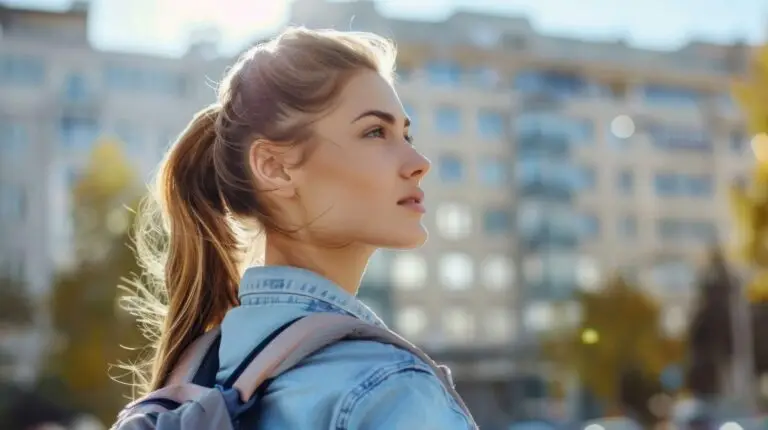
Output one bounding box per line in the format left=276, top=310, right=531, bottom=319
left=111, top=312, right=476, bottom=430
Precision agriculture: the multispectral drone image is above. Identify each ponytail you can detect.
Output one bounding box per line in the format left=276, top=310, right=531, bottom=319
left=131, top=105, right=241, bottom=393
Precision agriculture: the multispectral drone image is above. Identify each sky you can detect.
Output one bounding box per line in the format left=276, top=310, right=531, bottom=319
left=8, top=0, right=768, bottom=57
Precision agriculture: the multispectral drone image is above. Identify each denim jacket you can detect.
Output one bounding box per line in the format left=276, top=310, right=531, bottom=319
left=215, top=265, right=475, bottom=429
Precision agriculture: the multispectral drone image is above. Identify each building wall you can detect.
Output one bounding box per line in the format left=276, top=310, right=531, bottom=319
left=0, top=0, right=756, bottom=383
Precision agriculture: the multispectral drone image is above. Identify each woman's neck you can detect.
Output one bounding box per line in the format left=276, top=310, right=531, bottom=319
left=263, top=232, right=373, bottom=295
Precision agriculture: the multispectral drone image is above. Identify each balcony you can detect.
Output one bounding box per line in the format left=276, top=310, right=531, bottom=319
left=518, top=177, right=574, bottom=202
left=516, top=132, right=570, bottom=158
left=520, top=225, right=579, bottom=252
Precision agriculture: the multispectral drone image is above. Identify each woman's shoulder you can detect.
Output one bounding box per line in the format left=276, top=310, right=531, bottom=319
left=261, top=339, right=473, bottom=429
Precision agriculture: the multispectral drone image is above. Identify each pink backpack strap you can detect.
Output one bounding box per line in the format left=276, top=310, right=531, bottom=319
left=231, top=313, right=476, bottom=426
left=166, top=327, right=222, bottom=386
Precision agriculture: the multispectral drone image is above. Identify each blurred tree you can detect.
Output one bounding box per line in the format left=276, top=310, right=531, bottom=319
left=686, top=248, right=733, bottom=398
left=731, top=44, right=768, bottom=303
left=543, top=276, right=684, bottom=416
left=42, top=138, right=145, bottom=425
left=732, top=45, right=768, bottom=136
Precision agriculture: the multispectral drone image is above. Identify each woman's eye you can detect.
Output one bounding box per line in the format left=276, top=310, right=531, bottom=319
left=365, top=127, right=386, bottom=139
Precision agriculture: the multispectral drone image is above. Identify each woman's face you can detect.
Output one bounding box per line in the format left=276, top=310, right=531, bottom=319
left=259, top=69, right=430, bottom=249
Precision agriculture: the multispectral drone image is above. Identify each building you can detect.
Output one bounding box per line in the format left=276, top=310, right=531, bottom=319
left=0, top=0, right=757, bottom=423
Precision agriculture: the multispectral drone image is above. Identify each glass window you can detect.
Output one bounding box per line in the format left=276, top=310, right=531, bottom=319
left=483, top=208, right=512, bottom=234
left=391, top=252, right=427, bottom=290
left=619, top=215, right=637, bottom=238
left=434, top=106, right=462, bottom=135
left=484, top=308, right=515, bottom=344
left=443, top=307, right=475, bottom=343
left=654, top=172, right=679, bottom=196
left=730, top=131, right=746, bottom=154
left=523, top=301, right=555, bottom=332
left=0, top=54, right=45, bottom=86
left=438, top=155, right=463, bottom=183
left=685, top=175, right=713, bottom=197
left=576, top=257, right=601, bottom=292
left=0, top=121, right=27, bottom=162
left=59, top=117, right=99, bottom=151
left=0, top=185, right=26, bottom=221
left=651, top=261, right=695, bottom=293
left=577, top=166, right=596, bottom=190
left=618, top=170, right=634, bottom=194
left=439, top=253, right=474, bottom=290
left=436, top=203, right=472, bottom=240
left=580, top=213, right=600, bottom=238
left=396, top=306, right=428, bottom=340
left=482, top=255, right=515, bottom=291
left=425, top=61, right=462, bottom=87
left=63, top=73, right=89, bottom=102
left=478, top=157, right=508, bottom=187
left=477, top=109, right=505, bottom=140
left=642, top=84, right=701, bottom=106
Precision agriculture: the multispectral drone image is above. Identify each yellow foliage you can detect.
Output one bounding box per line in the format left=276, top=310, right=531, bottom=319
left=43, top=137, right=146, bottom=425
left=732, top=45, right=768, bottom=135
left=542, top=276, right=684, bottom=406
left=730, top=45, right=768, bottom=303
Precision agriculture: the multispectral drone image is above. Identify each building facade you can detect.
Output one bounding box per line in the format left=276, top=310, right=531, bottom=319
left=0, top=0, right=757, bottom=422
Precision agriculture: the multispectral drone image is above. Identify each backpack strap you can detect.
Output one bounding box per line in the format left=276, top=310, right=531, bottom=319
left=230, top=313, right=475, bottom=423
left=166, top=327, right=222, bottom=386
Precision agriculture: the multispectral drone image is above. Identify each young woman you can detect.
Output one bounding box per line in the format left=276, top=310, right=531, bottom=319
left=129, top=27, right=475, bottom=428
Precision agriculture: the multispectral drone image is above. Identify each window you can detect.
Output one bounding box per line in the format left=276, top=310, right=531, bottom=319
left=618, top=170, right=634, bottom=194
left=439, top=253, right=474, bottom=290
left=647, top=124, right=710, bottom=151
left=0, top=121, right=27, bottom=162
left=63, top=73, right=89, bottom=102
left=484, top=308, right=514, bottom=344
left=651, top=261, right=695, bottom=293
left=516, top=113, right=593, bottom=142
left=580, top=213, right=600, bottom=238
left=0, top=54, right=45, bottom=86
left=513, top=70, right=589, bottom=98
left=443, top=307, right=475, bottom=343
left=478, top=157, right=508, bottom=186
left=619, top=215, right=637, bottom=238
left=482, top=255, right=515, bottom=291
left=654, top=172, right=713, bottom=197
left=523, top=301, right=554, bottom=332
left=576, top=257, right=601, bottom=292
left=0, top=185, right=26, bottom=221
left=656, top=218, right=717, bottom=242
left=59, top=117, right=99, bottom=151
left=642, top=84, right=701, bottom=106
left=483, top=208, right=512, bottom=234
left=576, top=166, right=596, bottom=190
left=434, top=106, right=462, bottom=135
left=396, top=306, right=428, bottom=340
left=435, top=203, right=472, bottom=240
left=391, top=252, right=427, bottom=290
left=730, top=131, right=746, bottom=154
left=425, top=61, right=462, bottom=87
left=477, top=110, right=505, bottom=139
left=438, top=155, right=463, bottom=183
left=104, top=65, right=186, bottom=97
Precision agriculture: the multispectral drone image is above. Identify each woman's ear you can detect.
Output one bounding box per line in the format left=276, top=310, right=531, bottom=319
left=248, top=140, right=301, bottom=199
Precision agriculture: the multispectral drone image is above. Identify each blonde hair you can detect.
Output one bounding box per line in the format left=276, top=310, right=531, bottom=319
left=123, top=27, right=396, bottom=395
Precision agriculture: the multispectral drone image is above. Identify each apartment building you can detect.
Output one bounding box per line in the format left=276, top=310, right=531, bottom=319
left=285, top=0, right=754, bottom=344
left=0, top=0, right=756, bottom=420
